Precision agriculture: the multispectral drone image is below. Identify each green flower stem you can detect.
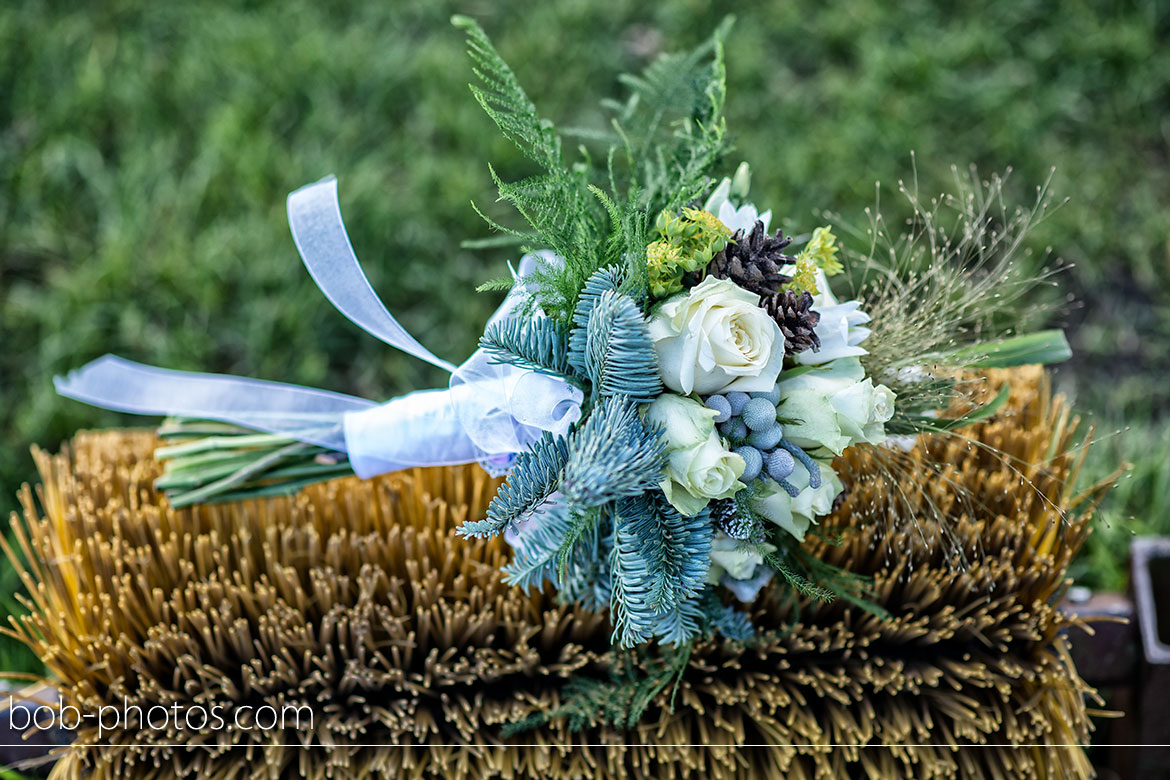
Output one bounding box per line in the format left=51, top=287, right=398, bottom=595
left=153, top=418, right=354, bottom=507
left=165, top=441, right=315, bottom=508
left=155, top=431, right=303, bottom=460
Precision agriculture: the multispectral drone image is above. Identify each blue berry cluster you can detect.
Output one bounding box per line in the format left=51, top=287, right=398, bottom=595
left=705, top=388, right=822, bottom=498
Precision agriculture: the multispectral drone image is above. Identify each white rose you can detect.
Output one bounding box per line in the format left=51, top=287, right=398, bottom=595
left=645, top=393, right=746, bottom=515
left=661, top=432, right=746, bottom=516
left=870, top=383, right=896, bottom=423
left=776, top=358, right=895, bottom=454
left=644, top=393, right=716, bottom=449
left=649, top=276, right=786, bottom=395
left=752, top=461, right=844, bottom=541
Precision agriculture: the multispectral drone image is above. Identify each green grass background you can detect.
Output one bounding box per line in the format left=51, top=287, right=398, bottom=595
left=1, top=0, right=1168, bottom=673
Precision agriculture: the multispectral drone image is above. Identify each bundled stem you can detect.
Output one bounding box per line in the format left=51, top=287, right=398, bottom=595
left=154, top=419, right=352, bottom=507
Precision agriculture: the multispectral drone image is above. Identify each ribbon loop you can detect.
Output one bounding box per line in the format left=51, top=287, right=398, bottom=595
left=287, top=176, right=456, bottom=373
left=54, top=182, right=585, bottom=482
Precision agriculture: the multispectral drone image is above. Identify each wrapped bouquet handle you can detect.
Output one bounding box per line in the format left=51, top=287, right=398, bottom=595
left=56, top=176, right=583, bottom=485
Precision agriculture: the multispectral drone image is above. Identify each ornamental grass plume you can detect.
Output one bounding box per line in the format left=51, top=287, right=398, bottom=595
left=6, top=366, right=1113, bottom=779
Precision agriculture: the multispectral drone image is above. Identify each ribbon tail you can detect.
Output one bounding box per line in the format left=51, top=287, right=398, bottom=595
left=54, top=355, right=373, bottom=453
left=287, top=176, right=456, bottom=373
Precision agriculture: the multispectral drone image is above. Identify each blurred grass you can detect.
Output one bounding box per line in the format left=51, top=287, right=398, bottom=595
left=1, top=0, right=1168, bottom=673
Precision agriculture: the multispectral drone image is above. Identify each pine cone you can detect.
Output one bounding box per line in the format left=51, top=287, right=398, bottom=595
left=706, top=220, right=794, bottom=296
left=709, top=499, right=765, bottom=544
left=764, top=289, right=821, bottom=356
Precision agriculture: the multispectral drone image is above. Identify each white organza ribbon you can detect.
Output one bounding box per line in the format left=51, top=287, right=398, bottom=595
left=54, top=176, right=583, bottom=479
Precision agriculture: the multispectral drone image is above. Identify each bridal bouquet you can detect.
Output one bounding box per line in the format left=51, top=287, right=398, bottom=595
left=55, top=17, right=1070, bottom=649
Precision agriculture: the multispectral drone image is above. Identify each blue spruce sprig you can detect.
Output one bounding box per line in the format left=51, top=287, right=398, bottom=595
left=458, top=431, right=569, bottom=539
left=698, top=587, right=754, bottom=641
left=561, top=396, right=665, bottom=507
left=609, top=517, right=658, bottom=647
left=647, top=596, right=705, bottom=646
left=567, top=266, right=624, bottom=372
left=615, top=494, right=711, bottom=613
left=500, top=502, right=574, bottom=591
left=480, top=317, right=577, bottom=379
left=608, top=496, right=713, bottom=647
left=581, top=291, right=663, bottom=402
left=567, top=268, right=661, bottom=403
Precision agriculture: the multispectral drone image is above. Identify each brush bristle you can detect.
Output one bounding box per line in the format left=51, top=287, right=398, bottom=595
left=6, top=366, right=1111, bottom=779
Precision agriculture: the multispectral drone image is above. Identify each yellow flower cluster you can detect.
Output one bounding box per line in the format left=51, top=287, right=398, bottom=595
left=647, top=207, right=732, bottom=298
left=786, top=225, right=842, bottom=295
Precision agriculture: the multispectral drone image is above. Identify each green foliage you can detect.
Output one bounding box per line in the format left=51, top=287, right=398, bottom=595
left=459, top=431, right=569, bottom=539
left=451, top=15, right=561, bottom=171
left=565, top=266, right=663, bottom=403
left=457, top=15, right=732, bottom=321
left=646, top=206, right=733, bottom=297
left=605, top=15, right=733, bottom=216
left=796, top=226, right=843, bottom=277
left=480, top=317, right=576, bottom=379
left=1071, top=419, right=1170, bottom=591
left=455, top=15, right=607, bottom=321
left=501, top=643, right=693, bottom=735
left=698, top=588, right=754, bottom=641
left=153, top=420, right=350, bottom=507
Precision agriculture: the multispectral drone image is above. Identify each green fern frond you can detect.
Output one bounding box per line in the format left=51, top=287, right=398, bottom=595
left=475, top=277, right=516, bottom=292
left=451, top=15, right=560, bottom=170
left=554, top=505, right=603, bottom=578
left=458, top=431, right=569, bottom=538
left=456, top=16, right=731, bottom=324
left=609, top=17, right=733, bottom=216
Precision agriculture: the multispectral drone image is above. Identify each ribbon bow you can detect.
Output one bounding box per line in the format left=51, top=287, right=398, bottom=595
left=54, top=176, right=584, bottom=478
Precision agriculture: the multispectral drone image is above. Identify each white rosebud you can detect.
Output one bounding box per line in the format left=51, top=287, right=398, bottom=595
left=649, top=276, right=786, bottom=396
left=708, top=530, right=769, bottom=581
left=752, top=461, right=844, bottom=542
left=661, top=434, right=746, bottom=516
left=644, top=393, right=717, bottom=449
left=645, top=394, right=746, bottom=516
left=870, top=383, right=896, bottom=423
left=776, top=358, right=895, bottom=454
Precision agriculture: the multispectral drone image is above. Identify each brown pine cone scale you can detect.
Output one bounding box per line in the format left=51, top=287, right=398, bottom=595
left=705, top=220, right=794, bottom=296
left=764, top=289, right=821, bottom=356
